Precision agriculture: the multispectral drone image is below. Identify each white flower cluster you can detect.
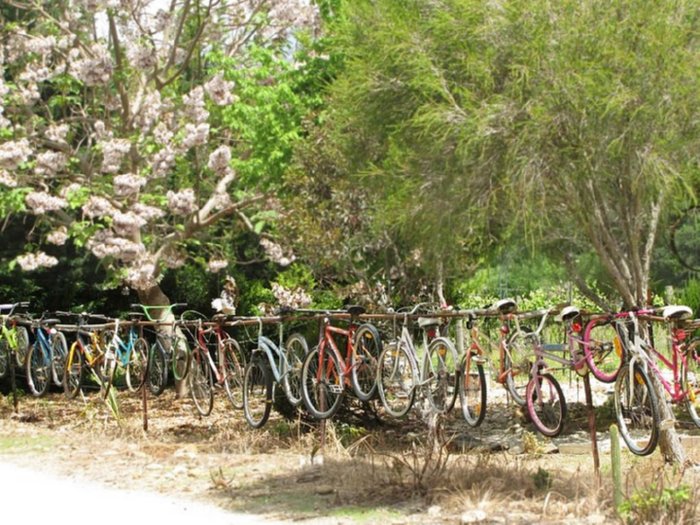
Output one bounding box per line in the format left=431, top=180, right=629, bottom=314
left=87, top=230, right=145, bottom=262
left=161, top=248, right=186, bottom=269
left=132, top=202, right=165, bottom=222
left=35, top=151, right=68, bottom=176
left=16, top=251, right=59, bottom=271
left=207, top=145, right=231, bottom=175
left=82, top=196, right=117, bottom=219
left=112, top=211, right=146, bottom=235
left=113, top=173, right=146, bottom=197
left=183, top=86, right=209, bottom=124
left=151, top=147, right=176, bottom=177
left=166, top=188, right=198, bottom=216
left=45, top=124, right=70, bottom=144
left=101, top=138, right=131, bottom=173
left=204, top=74, right=235, bottom=106
left=69, top=45, right=113, bottom=86
left=259, top=282, right=311, bottom=315
left=207, top=258, right=228, bottom=273
left=25, top=36, right=57, bottom=56
left=210, top=191, right=232, bottom=212
left=46, top=226, right=68, bottom=246
left=260, top=238, right=296, bottom=266
left=125, top=261, right=158, bottom=291
left=135, top=90, right=162, bottom=133
left=0, top=170, right=17, bottom=187
left=126, top=42, right=157, bottom=70
left=181, top=123, right=209, bottom=149
left=25, top=191, right=68, bottom=214
left=0, top=139, right=32, bottom=170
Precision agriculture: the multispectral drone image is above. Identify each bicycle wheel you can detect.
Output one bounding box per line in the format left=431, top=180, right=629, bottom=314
left=0, top=339, right=8, bottom=379
left=189, top=350, right=214, bottom=416
left=14, top=326, right=30, bottom=367
left=526, top=373, right=566, bottom=437
left=50, top=331, right=68, bottom=387
left=377, top=341, right=417, bottom=418
left=147, top=342, right=168, bottom=395
left=171, top=335, right=191, bottom=381
left=614, top=363, right=659, bottom=456
left=282, top=333, right=309, bottom=407
left=243, top=356, right=272, bottom=428
left=584, top=317, right=623, bottom=383
left=63, top=343, right=83, bottom=399
left=126, top=338, right=148, bottom=392
left=682, top=339, right=700, bottom=427
left=222, top=338, right=245, bottom=409
left=503, top=332, right=534, bottom=406
left=301, top=346, right=344, bottom=420
left=351, top=323, right=382, bottom=402
left=424, top=336, right=459, bottom=413
left=459, top=353, right=487, bottom=427
left=26, top=344, right=51, bottom=396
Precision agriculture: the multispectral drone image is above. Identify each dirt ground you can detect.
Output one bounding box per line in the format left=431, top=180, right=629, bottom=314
left=1, top=381, right=700, bottom=524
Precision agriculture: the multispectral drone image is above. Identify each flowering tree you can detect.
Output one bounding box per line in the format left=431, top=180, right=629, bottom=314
left=0, top=0, right=317, bottom=308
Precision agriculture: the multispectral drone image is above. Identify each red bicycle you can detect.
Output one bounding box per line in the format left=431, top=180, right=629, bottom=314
left=300, top=306, right=382, bottom=419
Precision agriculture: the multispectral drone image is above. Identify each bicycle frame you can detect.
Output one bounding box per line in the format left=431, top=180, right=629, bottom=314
left=195, top=321, right=231, bottom=384
left=316, top=316, right=359, bottom=387
left=252, top=319, right=291, bottom=384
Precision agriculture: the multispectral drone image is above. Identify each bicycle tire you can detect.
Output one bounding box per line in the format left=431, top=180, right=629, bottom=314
left=282, top=333, right=309, bottom=407
left=459, top=354, right=487, bottom=427
left=50, top=331, right=68, bottom=387
left=683, top=339, right=700, bottom=427
left=243, top=356, right=272, bottom=428
left=503, top=332, right=533, bottom=406
left=26, top=343, right=50, bottom=396
left=171, top=335, right=191, bottom=382
left=526, top=373, right=567, bottom=437
left=222, top=338, right=245, bottom=409
left=424, top=336, right=459, bottom=413
left=126, top=337, right=149, bottom=392
left=614, top=363, right=659, bottom=456
left=63, top=343, right=84, bottom=399
left=0, top=339, right=8, bottom=379
left=377, top=341, right=417, bottom=418
left=350, top=323, right=382, bottom=402
left=301, top=346, right=344, bottom=420
left=14, top=326, right=30, bottom=368
left=147, top=342, right=168, bottom=395
left=189, top=349, right=214, bottom=416
left=584, top=317, right=623, bottom=383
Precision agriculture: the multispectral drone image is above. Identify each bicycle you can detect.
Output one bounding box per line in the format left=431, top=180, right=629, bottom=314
left=131, top=303, right=189, bottom=395
left=101, top=314, right=150, bottom=396
left=456, top=308, right=490, bottom=427
left=182, top=313, right=246, bottom=417
left=242, top=315, right=308, bottom=428
left=0, top=302, right=30, bottom=380
left=25, top=313, right=68, bottom=396
left=376, top=304, right=460, bottom=418
left=300, top=306, right=382, bottom=420
left=611, top=305, right=693, bottom=456
left=59, top=312, right=116, bottom=398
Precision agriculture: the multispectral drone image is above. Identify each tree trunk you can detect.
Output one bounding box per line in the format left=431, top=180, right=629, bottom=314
left=137, top=284, right=188, bottom=399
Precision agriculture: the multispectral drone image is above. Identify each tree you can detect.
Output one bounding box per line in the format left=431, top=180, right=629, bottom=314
left=0, top=0, right=318, bottom=313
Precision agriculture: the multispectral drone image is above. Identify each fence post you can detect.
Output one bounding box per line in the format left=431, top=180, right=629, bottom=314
left=610, top=423, right=623, bottom=512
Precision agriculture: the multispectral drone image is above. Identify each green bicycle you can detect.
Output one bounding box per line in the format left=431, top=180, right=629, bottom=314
left=0, top=302, right=31, bottom=379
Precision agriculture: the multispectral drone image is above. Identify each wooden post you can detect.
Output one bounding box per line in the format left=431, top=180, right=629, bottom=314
left=583, top=374, right=600, bottom=481
left=610, top=424, right=623, bottom=512
left=142, top=377, right=148, bottom=432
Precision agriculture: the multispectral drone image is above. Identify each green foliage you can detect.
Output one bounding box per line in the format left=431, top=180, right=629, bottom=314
left=678, top=279, right=700, bottom=316
left=619, top=483, right=694, bottom=524
left=0, top=188, right=29, bottom=216
left=532, top=467, right=552, bottom=492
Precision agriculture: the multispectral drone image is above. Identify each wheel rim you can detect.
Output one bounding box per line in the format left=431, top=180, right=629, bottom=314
left=244, top=360, right=269, bottom=426
left=615, top=365, right=657, bottom=454
left=378, top=343, right=415, bottom=417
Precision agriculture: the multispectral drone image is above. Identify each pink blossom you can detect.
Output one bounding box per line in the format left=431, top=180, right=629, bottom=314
left=47, top=226, right=68, bottom=246
left=0, top=139, right=32, bottom=170
left=132, top=203, right=165, bottom=222
left=83, top=196, right=117, bottom=219
left=100, top=139, right=131, bottom=173
left=207, top=145, right=231, bottom=175
left=260, top=238, right=296, bottom=266
left=25, top=191, right=68, bottom=214
left=16, top=251, right=59, bottom=271
left=204, top=74, right=235, bottom=106
left=113, top=173, right=146, bottom=197
left=207, top=259, right=228, bottom=273
left=166, top=188, right=198, bottom=216
left=0, top=170, right=17, bottom=187
left=35, top=151, right=68, bottom=176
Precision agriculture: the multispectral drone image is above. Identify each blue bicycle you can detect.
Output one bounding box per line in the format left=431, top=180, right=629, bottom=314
left=25, top=314, right=68, bottom=396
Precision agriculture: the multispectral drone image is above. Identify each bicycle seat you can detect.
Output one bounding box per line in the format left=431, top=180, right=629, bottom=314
left=417, top=317, right=442, bottom=328
left=662, top=305, right=693, bottom=321
left=560, top=306, right=581, bottom=322
left=494, top=298, right=517, bottom=315
left=126, top=312, right=144, bottom=321
left=41, top=318, right=61, bottom=326
left=346, top=305, right=365, bottom=316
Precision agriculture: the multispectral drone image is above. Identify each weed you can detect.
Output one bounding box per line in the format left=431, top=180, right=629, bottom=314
left=533, top=467, right=552, bottom=491
left=619, top=483, right=695, bottom=524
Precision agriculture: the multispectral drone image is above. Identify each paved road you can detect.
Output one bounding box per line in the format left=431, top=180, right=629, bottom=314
left=0, top=461, right=286, bottom=525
